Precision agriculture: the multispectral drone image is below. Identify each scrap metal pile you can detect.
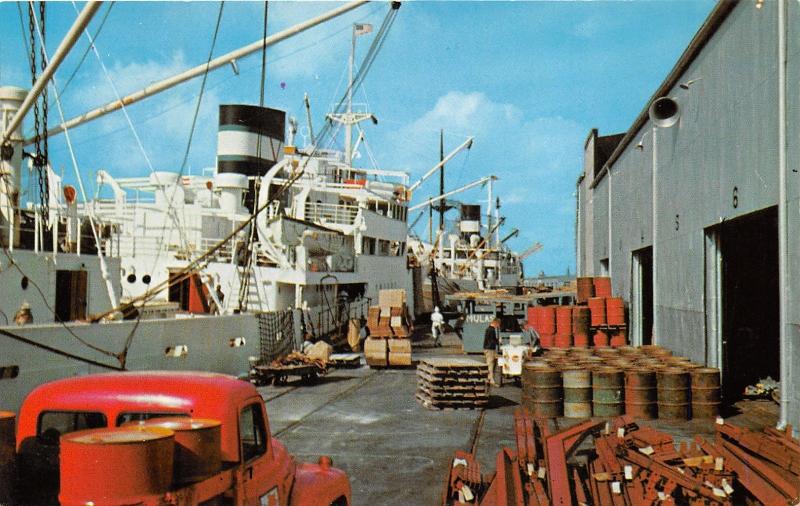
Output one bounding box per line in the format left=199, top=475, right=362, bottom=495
left=443, top=409, right=800, bottom=505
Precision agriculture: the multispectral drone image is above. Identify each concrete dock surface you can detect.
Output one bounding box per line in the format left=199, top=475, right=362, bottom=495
left=258, top=331, right=779, bottom=505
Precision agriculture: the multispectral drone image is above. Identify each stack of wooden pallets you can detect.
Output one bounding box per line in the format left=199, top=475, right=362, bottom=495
left=416, top=358, right=489, bottom=410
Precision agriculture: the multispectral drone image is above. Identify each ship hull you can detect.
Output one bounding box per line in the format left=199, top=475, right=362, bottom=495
left=0, top=313, right=260, bottom=412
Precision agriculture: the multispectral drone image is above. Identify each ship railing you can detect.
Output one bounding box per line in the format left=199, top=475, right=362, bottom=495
left=303, top=202, right=359, bottom=226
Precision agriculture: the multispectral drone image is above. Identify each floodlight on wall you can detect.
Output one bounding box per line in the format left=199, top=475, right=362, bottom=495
left=635, top=130, right=651, bottom=150
left=648, top=97, right=681, bottom=128
left=679, top=78, right=703, bottom=90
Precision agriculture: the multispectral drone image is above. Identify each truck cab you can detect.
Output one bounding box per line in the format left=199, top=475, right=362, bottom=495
left=13, top=371, right=350, bottom=506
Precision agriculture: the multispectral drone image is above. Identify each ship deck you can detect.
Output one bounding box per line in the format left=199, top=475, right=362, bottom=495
left=259, top=330, right=779, bottom=506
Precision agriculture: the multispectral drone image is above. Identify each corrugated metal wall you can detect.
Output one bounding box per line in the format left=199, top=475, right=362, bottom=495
left=577, top=0, right=800, bottom=425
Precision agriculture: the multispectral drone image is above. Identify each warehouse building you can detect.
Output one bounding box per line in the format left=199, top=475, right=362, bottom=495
left=576, top=0, right=800, bottom=428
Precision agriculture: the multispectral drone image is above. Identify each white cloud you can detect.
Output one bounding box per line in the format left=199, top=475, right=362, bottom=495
left=571, top=16, right=602, bottom=39
left=379, top=90, right=584, bottom=275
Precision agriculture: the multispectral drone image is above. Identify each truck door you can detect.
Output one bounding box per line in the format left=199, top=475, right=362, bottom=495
left=238, top=401, right=290, bottom=506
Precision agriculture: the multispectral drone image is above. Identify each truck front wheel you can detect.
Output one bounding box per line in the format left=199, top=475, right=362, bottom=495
left=330, top=497, right=347, bottom=506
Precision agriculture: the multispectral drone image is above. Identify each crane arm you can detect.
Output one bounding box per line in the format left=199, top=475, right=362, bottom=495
left=406, top=136, right=474, bottom=193
left=519, top=242, right=543, bottom=260
left=25, top=0, right=369, bottom=144
left=409, top=175, right=495, bottom=212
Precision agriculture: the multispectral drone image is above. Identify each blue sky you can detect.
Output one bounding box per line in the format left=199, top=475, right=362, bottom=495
left=0, top=1, right=715, bottom=276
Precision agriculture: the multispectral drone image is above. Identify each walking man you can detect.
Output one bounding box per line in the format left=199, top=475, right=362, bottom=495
left=431, top=306, right=445, bottom=347
left=483, top=318, right=501, bottom=385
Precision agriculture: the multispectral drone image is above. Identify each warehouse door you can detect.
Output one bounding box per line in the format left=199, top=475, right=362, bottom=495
left=720, top=207, right=779, bottom=401
left=631, top=247, right=653, bottom=346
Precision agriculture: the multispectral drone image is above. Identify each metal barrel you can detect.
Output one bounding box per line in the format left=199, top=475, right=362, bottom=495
left=605, top=297, right=626, bottom=326
left=588, top=297, right=607, bottom=326
left=617, top=345, right=641, bottom=357
left=624, top=369, right=658, bottom=419
left=128, top=417, right=222, bottom=485
left=555, top=306, right=573, bottom=335
left=539, top=333, right=555, bottom=348
left=554, top=334, right=573, bottom=348
left=691, top=368, right=722, bottom=418
left=60, top=426, right=175, bottom=506
left=0, top=412, right=15, bottom=504
left=521, top=365, right=563, bottom=418
left=562, top=367, right=592, bottom=418
left=657, top=368, right=691, bottom=420
left=593, top=329, right=610, bottom=347
left=610, top=328, right=628, bottom=347
left=571, top=307, right=591, bottom=347
left=576, top=277, right=595, bottom=304
left=641, top=345, right=672, bottom=357
left=592, top=367, right=625, bottom=417
left=568, top=347, right=594, bottom=358
left=534, top=306, right=556, bottom=335
left=593, top=277, right=612, bottom=298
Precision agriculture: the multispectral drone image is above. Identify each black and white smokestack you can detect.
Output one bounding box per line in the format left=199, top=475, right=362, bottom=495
left=217, top=104, right=286, bottom=177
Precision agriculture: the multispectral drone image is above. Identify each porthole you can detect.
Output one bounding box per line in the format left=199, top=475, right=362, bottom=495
left=0, top=365, right=19, bottom=379
left=20, top=276, right=28, bottom=290
left=127, top=274, right=137, bottom=283
left=142, top=274, right=151, bottom=285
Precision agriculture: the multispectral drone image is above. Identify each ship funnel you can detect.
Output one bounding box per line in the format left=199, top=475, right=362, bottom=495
left=217, top=105, right=286, bottom=178
left=648, top=97, right=680, bottom=128
left=459, top=204, right=481, bottom=237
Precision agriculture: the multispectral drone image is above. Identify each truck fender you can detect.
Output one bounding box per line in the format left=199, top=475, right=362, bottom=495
left=289, top=461, right=351, bottom=506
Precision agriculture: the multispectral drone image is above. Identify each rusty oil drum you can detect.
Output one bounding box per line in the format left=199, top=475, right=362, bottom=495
left=624, top=369, right=658, bottom=419
left=521, top=364, right=563, bottom=418
left=605, top=297, right=626, bottom=326
left=593, top=277, right=612, bottom=298
left=129, top=417, right=222, bottom=484
left=576, top=277, right=595, bottom=304
left=657, top=368, right=691, bottom=420
left=60, top=426, right=175, bottom=506
left=555, top=306, right=573, bottom=336
left=0, top=412, right=15, bottom=504
left=588, top=297, right=606, bottom=326
left=562, top=367, right=592, bottom=418
left=592, top=367, right=625, bottom=417
left=571, top=307, right=591, bottom=347
left=690, top=368, right=722, bottom=418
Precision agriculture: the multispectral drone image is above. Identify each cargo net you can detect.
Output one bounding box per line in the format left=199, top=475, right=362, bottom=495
left=257, top=310, right=296, bottom=364
left=301, top=297, right=370, bottom=345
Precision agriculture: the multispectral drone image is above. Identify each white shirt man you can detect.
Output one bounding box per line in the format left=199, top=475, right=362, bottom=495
left=431, top=306, right=445, bottom=347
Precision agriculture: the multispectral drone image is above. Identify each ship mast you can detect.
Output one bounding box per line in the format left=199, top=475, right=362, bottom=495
left=328, top=23, right=376, bottom=167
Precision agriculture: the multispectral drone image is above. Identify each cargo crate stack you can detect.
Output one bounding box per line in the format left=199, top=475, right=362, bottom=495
left=364, top=289, right=413, bottom=367
left=525, top=276, right=628, bottom=348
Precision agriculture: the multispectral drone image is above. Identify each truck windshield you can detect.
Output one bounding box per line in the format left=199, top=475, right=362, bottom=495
left=38, top=411, right=107, bottom=444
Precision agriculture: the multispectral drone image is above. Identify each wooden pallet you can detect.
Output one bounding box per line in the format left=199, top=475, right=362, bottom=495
left=416, top=358, right=489, bottom=410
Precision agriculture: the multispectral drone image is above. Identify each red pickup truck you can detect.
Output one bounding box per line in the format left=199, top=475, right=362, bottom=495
left=7, top=371, right=351, bottom=505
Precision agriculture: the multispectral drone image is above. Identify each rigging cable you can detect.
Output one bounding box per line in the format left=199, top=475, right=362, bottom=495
left=146, top=0, right=225, bottom=281
left=126, top=1, right=226, bottom=364
left=91, top=2, right=402, bottom=321
left=237, top=0, right=269, bottom=311
left=72, top=4, right=195, bottom=265
left=26, top=15, right=123, bottom=361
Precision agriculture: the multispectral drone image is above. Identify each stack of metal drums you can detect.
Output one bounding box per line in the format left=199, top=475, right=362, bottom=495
left=520, top=345, right=722, bottom=420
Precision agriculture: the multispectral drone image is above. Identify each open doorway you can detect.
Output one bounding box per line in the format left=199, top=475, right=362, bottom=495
left=632, top=247, right=653, bottom=346
left=718, top=207, right=780, bottom=401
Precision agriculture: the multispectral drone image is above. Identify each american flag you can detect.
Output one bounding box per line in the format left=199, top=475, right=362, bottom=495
left=354, top=23, right=373, bottom=36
